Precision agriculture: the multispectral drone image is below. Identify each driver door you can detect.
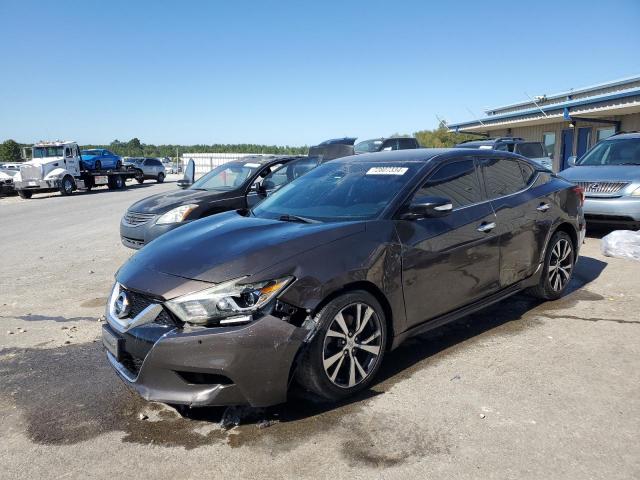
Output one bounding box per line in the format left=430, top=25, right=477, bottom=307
left=395, top=158, right=500, bottom=328
left=64, top=145, right=80, bottom=176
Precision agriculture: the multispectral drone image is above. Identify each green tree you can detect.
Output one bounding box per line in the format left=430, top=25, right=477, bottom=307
left=0, top=139, right=22, bottom=162
left=414, top=125, right=476, bottom=148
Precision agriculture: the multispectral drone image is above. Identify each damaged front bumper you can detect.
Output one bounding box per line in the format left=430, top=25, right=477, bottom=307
left=104, top=303, right=310, bottom=408
left=14, top=178, right=61, bottom=191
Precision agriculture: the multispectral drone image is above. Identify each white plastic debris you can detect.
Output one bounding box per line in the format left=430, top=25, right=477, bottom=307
left=601, top=230, right=640, bottom=261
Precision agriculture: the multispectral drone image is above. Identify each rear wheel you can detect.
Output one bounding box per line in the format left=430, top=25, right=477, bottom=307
left=527, top=231, right=575, bottom=300
left=18, top=190, right=32, bottom=199
left=157, top=172, right=165, bottom=183
left=295, top=291, right=387, bottom=401
left=59, top=175, right=75, bottom=196
left=108, top=175, right=125, bottom=190
left=135, top=170, right=144, bottom=184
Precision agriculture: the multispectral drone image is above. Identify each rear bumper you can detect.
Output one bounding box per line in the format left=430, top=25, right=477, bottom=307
left=104, top=313, right=307, bottom=407
left=583, top=196, right=640, bottom=223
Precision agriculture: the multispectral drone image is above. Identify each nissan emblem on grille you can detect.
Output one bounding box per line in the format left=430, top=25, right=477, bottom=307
left=114, top=291, right=131, bottom=319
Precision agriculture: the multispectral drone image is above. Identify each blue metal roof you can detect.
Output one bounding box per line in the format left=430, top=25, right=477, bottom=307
left=449, top=87, right=640, bottom=131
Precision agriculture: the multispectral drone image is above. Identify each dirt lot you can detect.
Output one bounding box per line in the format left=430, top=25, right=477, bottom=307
left=1, top=180, right=639, bottom=480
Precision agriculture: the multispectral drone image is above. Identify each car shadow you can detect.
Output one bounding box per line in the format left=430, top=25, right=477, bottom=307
left=184, top=255, right=608, bottom=426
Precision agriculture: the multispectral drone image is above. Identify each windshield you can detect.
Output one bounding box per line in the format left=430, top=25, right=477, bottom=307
left=354, top=139, right=383, bottom=154
left=33, top=146, right=64, bottom=158
left=578, top=138, right=640, bottom=166
left=253, top=161, right=421, bottom=222
left=81, top=150, right=101, bottom=156
left=190, top=162, right=259, bottom=191
left=515, top=143, right=545, bottom=158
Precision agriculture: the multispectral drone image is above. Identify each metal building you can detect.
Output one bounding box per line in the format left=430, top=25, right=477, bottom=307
left=448, top=75, right=640, bottom=171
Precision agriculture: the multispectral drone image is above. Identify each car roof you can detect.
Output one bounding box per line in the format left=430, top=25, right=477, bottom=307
left=456, top=137, right=527, bottom=148
left=607, top=132, right=640, bottom=139
left=331, top=147, right=533, bottom=165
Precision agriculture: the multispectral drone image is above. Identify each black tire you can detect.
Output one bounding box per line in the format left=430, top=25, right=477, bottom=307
left=95, top=160, right=102, bottom=171
left=108, top=175, right=125, bottom=190
left=18, top=190, right=32, bottom=199
left=527, top=231, right=575, bottom=300
left=157, top=172, right=165, bottom=183
left=135, top=170, right=144, bottom=184
left=295, top=290, right=387, bottom=402
left=59, top=175, right=75, bottom=196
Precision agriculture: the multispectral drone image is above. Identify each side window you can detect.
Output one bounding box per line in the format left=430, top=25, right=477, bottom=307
left=397, top=138, right=417, bottom=149
left=103, top=151, right=109, bottom=156
left=482, top=158, right=527, bottom=198
left=261, top=164, right=289, bottom=191
left=414, top=159, right=482, bottom=209
left=65, top=147, right=72, bottom=158
left=519, top=161, right=536, bottom=185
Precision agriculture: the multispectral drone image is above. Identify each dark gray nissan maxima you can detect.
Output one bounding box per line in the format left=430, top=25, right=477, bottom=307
left=103, top=148, right=585, bottom=407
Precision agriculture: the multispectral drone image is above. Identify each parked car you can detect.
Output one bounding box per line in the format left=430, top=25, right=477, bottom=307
left=0, top=167, right=17, bottom=195
left=163, top=159, right=181, bottom=174
left=354, top=137, right=420, bottom=154
left=123, top=157, right=166, bottom=183
left=104, top=148, right=585, bottom=407
left=308, top=137, right=357, bottom=161
left=455, top=137, right=553, bottom=170
left=560, top=132, right=640, bottom=228
left=120, top=155, right=318, bottom=249
left=1, top=163, right=22, bottom=171
left=80, top=149, right=122, bottom=171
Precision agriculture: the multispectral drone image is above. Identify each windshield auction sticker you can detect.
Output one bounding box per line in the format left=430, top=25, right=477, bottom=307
left=366, top=167, right=408, bottom=175
left=244, top=163, right=261, bottom=168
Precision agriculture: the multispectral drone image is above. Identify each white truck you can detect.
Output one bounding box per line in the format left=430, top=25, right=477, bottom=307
left=13, top=141, right=141, bottom=199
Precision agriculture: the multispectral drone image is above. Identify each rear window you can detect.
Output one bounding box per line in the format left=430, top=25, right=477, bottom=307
left=515, top=143, right=545, bottom=158
left=482, top=158, right=527, bottom=198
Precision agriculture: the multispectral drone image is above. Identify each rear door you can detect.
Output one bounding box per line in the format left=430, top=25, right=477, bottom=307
left=479, top=156, right=548, bottom=287
left=396, top=157, right=500, bottom=326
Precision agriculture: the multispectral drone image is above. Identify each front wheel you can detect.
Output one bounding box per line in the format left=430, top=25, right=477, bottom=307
left=527, top=231, right=575, bottom=300
left=18, top=190, right=32, bottom=199
left=157, top=172, right=165, bottom=183
left=135, top=170, right=144, bottom=184
left=295, top=290, right=387, bottom=402
left=59, top=176, right=75, bottom=196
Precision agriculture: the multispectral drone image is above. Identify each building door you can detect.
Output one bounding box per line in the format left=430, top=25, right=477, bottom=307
left=576, top=127, right=592, bottom=158
left=560, top=129, right=574, bottom=170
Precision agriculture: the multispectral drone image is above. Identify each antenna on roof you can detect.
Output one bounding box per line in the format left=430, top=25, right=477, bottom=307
left=465, top=108, right=486, bottom=126
left=435, top=114, right=447, bottom=129
left=524, top=92, right=549, bottom=118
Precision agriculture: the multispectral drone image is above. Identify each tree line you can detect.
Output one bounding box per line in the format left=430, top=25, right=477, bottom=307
left=1, top=127, right=475, bottom=162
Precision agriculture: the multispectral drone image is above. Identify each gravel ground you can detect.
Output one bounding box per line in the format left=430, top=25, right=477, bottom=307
left=1, top=179, right=639, bottom=480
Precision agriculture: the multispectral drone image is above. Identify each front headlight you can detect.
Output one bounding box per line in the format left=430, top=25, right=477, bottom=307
left=165, top=276, right=293, bottom=325
left=631, top=186, right=640, bottom=197
left=156, top=204, right=198, bottom=224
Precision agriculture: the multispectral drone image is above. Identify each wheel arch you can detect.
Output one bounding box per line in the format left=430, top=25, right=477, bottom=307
left=553, top=222, right=579, bottom=251
left=310, top=280, right=395, bottom=350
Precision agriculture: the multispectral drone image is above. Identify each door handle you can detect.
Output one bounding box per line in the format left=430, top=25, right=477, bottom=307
left=536, top=203, right=551, bottom=212
left=477, top=222, right=496, bottom=233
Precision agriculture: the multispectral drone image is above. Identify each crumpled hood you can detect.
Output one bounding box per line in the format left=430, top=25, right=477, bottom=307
left=128, top=188, right=230, bottom=214
left=122, top=210, right=365, bottom=284
left=560, top=165, right=640, bottom=182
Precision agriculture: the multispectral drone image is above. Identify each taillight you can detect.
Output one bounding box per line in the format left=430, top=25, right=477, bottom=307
left=572, top=185, right=585, bottom=206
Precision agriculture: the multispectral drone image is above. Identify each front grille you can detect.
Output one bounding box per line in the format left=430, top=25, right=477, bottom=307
left=19, top=164, right=42, bottom=181
left=574, top=181, right=629, bottom=196
left=123, top=210, right=156, bottom=226
left=125, top=289, right=182, bottom=327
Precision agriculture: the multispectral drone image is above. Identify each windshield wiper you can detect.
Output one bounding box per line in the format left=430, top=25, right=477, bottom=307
left=278, top=214, right=319, bottom=224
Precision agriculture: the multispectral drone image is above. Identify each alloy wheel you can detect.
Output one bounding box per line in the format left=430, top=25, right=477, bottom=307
left=548, top=238, right=573, bottom=291
left=322, top=302, right=383, bottom=388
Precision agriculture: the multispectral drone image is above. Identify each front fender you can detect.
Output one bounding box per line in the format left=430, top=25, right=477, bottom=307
left=44, top=168, right=71, bottom=181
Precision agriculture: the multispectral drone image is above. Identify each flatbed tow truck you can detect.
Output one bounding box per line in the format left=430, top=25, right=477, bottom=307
left=13, top=140, right=142, bottom=199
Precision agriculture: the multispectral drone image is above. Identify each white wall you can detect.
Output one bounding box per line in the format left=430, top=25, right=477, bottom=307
left=180, top=153, right=273, bottom=177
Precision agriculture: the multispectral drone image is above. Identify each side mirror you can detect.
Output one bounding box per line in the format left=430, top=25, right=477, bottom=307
left=400, top=196, right=453, bottom=220
left=178, top=159, right=195, bottom=188
left=567, top=156, right=577, bottom=167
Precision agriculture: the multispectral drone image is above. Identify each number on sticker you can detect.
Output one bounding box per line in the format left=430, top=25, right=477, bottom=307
left=366, top=167, right=408, bottom=175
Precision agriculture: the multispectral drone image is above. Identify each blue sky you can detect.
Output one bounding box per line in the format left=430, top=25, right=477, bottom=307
left=1, top=0, right=639, bottom=146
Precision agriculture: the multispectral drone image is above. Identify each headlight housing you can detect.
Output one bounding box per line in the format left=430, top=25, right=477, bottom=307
left=631, top=186, right=640, bottom=197
left=165, top=276, right=293, bottom=325
left=156, top=204, right=198, bottom=224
